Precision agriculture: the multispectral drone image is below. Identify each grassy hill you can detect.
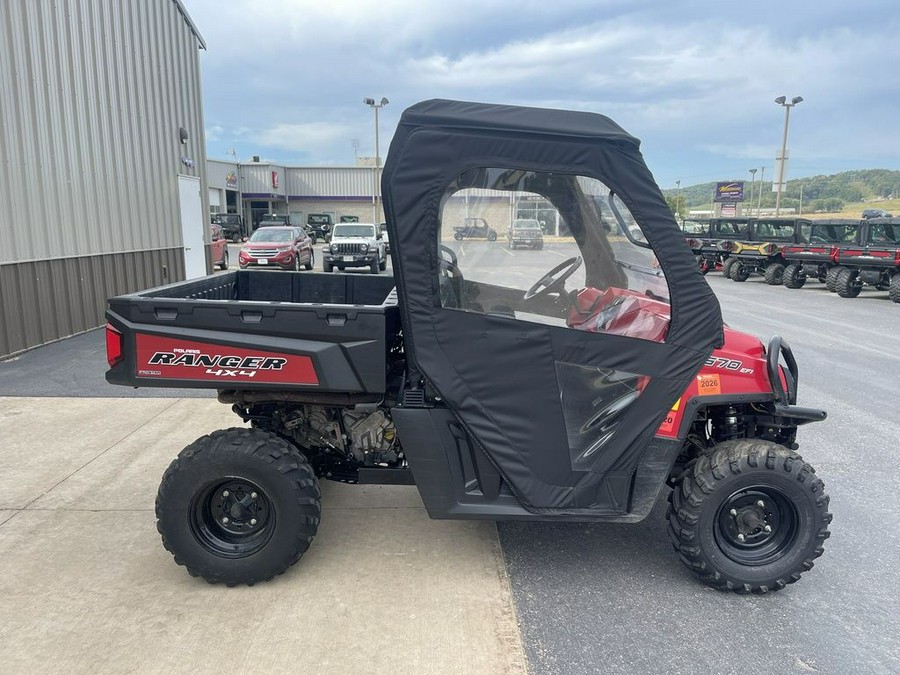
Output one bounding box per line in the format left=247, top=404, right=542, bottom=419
left=665, top=169, right=900, bottom=218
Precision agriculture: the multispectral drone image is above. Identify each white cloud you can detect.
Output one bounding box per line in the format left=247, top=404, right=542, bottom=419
left=254, top=122, right=351, bottom=152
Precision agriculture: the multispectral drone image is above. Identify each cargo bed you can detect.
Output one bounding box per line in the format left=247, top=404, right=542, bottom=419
left=105, top=271, right=400, bottom=395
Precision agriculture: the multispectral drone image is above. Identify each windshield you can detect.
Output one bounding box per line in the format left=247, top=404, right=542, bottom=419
left=308, top=215, right=330, bottom=224
left=438, top=168, right=670, bottom=342
left=332, top=225, right=376, bottom=238
left=249, top=228, right=294, bottom=243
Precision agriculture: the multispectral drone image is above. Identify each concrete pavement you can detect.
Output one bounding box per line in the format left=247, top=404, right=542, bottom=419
left=0, top=397, right=527, bottom=675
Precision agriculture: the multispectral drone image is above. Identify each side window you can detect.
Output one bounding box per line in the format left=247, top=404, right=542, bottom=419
left=437, top=169, right=671, bottom=343
left=798, top=223, right=811, bottom=243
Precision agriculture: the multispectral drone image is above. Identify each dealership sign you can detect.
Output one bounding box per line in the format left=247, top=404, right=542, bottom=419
left=714, top=182, right=745, bottom=202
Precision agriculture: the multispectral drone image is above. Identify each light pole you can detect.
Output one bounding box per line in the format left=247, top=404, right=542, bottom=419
left=364, top=97, right=389, bottom=223
left=757, top=166, right=765, bottom=215
left=675, top=180, right=681, bottom=220
left=748, top=169, right=757, bottom=217
left=774, top=95, right=803, bottom=216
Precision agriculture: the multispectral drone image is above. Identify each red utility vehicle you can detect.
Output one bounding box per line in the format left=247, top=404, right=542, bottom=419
left=106, top=100, right=831, bottom=594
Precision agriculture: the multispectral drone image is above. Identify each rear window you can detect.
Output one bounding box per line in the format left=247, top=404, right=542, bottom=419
left=754, top=221, right=795, bottom=240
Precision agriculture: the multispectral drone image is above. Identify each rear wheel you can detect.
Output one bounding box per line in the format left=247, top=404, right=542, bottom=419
left=890, top=273, right=900, bottom=303
left=721, top=258, right=737, bottom=278
left=156, top=428, right=321, bottom=586
left=487, top=230, right=498, bottom=242
left=764, top=262, right=785, bottom=285
left=218, top=250, right=229, bottom=270
left=731, top=261, right=751, bottom=282
left=667, top=440, right=831, bottom=594
left=825, top=266, right=844, bottom=292
left=835, top=268, right=861, bottom=298
left=783, top=264, right=806, bottom=288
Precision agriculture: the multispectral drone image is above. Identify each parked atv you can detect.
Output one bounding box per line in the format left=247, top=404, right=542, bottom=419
left=726, top=218, right=812, bottom=285
left=781, top=219, right=860, bottom=289
left=689, top=218, right=753, bottom=277
left=453, top=217, right=498, bottom=241
left=105, top=99, right=831, bottom=593
left=832, top=217, right=900, bottom=300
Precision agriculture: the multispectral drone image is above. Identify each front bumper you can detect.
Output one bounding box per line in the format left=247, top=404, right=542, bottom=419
left=324, top=253, right=378, bottom=268
left=767, top=335, right=827, bottom=425
left=239, top=252, right=295, bottom=270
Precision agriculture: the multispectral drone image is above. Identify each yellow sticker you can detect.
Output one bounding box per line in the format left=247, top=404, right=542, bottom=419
left=670, top=397, right=681, bottom=412
left=697, top=373, right=721, bottom=395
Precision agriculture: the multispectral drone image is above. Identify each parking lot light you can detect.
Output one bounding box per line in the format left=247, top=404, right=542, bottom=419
left=364, top=97, right=389, bottom=223
left=774, top=95, right=803, bottom=216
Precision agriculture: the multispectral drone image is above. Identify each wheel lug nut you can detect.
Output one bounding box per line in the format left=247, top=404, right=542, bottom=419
left=221, top=517, right=229, bottom=524
left=756, top=500, right=765, bottom=508
left=764, top=525, right=772, bottom=532
left=250, top=492, right=258, bottom=499
left=729, top=508, right=738, bottom=516
left=250, top=518, right=258, bottom=526
left=737, top=534, right=746, bottom=542
left=222, top=490, right=230, bottom=497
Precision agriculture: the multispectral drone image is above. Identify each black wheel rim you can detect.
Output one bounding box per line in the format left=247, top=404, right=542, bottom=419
left=190, top=478, right=275, bottom=558
left=714, top=486, right=799, bottom=566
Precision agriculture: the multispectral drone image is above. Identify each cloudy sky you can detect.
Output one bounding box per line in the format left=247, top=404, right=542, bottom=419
left=181, top=0, right=899, bottom=189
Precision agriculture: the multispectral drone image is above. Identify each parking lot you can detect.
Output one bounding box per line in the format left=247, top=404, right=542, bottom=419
left=2, top=260, right=899, bottom=674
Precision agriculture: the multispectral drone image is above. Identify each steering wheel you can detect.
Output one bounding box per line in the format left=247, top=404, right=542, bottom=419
left=523, top=256, right=583, bottom=301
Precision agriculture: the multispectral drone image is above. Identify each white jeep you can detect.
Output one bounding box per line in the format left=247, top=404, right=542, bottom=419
left=323, top=223, right=387, bottom=273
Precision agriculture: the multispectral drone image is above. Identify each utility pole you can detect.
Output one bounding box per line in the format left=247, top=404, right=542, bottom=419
left=757, top=167, right=765, bottom=216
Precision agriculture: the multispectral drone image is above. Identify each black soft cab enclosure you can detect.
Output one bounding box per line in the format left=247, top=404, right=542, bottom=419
left=383, top=99, right=723, bottom=515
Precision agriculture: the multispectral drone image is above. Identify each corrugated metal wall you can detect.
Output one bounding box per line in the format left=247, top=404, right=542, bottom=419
left=288, top=167, right=377, bottom=198
left=0, top=0, right=207, bottom=357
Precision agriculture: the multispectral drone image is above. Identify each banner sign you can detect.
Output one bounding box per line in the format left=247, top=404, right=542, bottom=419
left=715, top=182, right=745, bottom=202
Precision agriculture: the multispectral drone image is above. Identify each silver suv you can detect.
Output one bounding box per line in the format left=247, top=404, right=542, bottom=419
left=323, top=223, right=386, bottom=273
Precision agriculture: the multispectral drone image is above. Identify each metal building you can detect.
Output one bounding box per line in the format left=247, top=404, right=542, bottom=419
left=0, top=0, right=207, bottom=358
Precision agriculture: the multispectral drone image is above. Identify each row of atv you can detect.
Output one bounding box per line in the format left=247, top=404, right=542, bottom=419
left=684, top=216, right=900, bottom=302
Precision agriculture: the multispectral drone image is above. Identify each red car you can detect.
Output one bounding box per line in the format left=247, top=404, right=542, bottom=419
left=239, top=226, right=314, bottom=271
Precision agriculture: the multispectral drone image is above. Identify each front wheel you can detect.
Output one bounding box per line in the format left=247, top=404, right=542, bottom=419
left=304, top=250, right=314, bottom=271
left=453, top=232, right=463, bottom=241
left=667, top=440, right=831, bottom=593
left=156, top=428, right=321, bottom=586
left=379, top=255, right=386, bottom=271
